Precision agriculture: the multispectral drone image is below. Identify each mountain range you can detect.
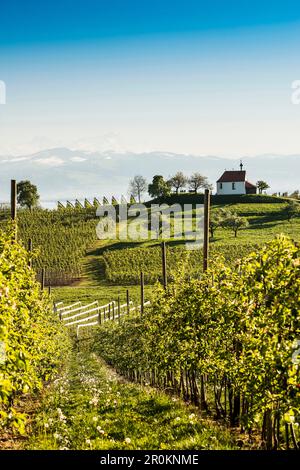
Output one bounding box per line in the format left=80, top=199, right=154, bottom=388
left=0, top=148, right=299, bottom=207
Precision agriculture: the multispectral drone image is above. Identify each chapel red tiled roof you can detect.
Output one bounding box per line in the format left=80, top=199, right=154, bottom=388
left=217, top=171, right=246, bottom=183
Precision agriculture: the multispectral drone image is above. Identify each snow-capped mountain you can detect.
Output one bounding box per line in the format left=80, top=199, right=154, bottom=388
left=0, top=148, right=299, bottom=205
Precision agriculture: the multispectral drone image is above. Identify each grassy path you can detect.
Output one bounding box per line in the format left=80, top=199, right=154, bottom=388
left=26, top=351, right=236, bottom=450
left=78, top=239, right=109, bottom=286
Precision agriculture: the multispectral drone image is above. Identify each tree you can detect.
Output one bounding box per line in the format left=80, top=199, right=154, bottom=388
left=289, top=190, right=299, bottom=200
left=285, top=201, right=300, bottom=222
left=17, top=180, right=39, bottom=210
left=223, top=213, right=249, bottom=237
left=168, top=172, right=188, bottom=194
left=188, top=172, right=211, bottom=193
left=209, top=208, right=229, bottom=238
left=256, top=180, right=270, bottom=194
left=148, top=175, right=171, bottom=199
left=128, top=175, right=147, bottom=203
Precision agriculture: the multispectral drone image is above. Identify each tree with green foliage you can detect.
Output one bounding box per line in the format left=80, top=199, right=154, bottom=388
left=17, top=180, right=39, bottom=210
left=209, top=208, right=229, bottom=238
left=148, top=175, right=171, bottom=199
left=256, top=180, right=270, bottom=194
left=289, top=190, right=299, bottom=200
left=223, top=213, right=249, bottom=237
left=129, top=175, right=147, bottom=203
left=285, top=201, right=300, bottom=222
left=168, top=172, right=188, bottom=194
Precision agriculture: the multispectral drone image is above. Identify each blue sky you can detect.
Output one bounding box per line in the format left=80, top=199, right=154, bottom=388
left=0, top=0, right=300, bottom=157
left=1, top=1, right=300, bottom=44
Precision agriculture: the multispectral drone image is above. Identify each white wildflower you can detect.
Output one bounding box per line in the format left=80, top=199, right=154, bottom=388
left=89, top=397, right=99, bottom=406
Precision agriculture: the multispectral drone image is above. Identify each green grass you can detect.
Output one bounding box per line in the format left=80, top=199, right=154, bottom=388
left=51, top=285, right=154, bottom=306
left=148, top=193, right=293, bottom=205
left=26, top=351, right=237, bottom=450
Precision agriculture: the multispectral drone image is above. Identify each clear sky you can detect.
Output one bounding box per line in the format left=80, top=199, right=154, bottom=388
left=1, top=0, right=300, bottom=157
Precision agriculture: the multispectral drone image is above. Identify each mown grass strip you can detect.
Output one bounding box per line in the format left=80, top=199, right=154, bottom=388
left=26, top=352, right=236, bottom=450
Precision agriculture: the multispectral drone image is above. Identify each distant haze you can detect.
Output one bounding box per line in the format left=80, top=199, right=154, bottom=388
left=0, top=148, right=299, bottom=207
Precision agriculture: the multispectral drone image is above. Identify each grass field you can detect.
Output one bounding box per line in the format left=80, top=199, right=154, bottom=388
left=26, top=351, right=237, bottom=450
left=51, top=284, right=154, bottom=305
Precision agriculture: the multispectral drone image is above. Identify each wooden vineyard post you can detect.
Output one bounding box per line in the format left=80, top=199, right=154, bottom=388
left=108, top=303, right=111, bottom=320
left=126, top=289, right=130, bottom=316
left=140, top=271, right=144, bottom=316
left=103, top=307, right=106, bottom=321
left=11, top=179, right=17, bottom=221
left=98, top=308, right=102, bottom=325
left=201, top=189, right=210, bottom=411
left=11, top=179, right=17, bottom=240
left=48, top=284, right=51, bottom=295
left=112, top=301, right=115, bottom=321
left=118, top=296, right=121, bottom=323
left=161, top=241, right=167, bottom=290
left=203, top=189, right=210, bottom=272
left=28, top=238, right=33, bottom=268
left=41, top=268, right=45, bottom=291
left=55, top=302, right=62, bottom=321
